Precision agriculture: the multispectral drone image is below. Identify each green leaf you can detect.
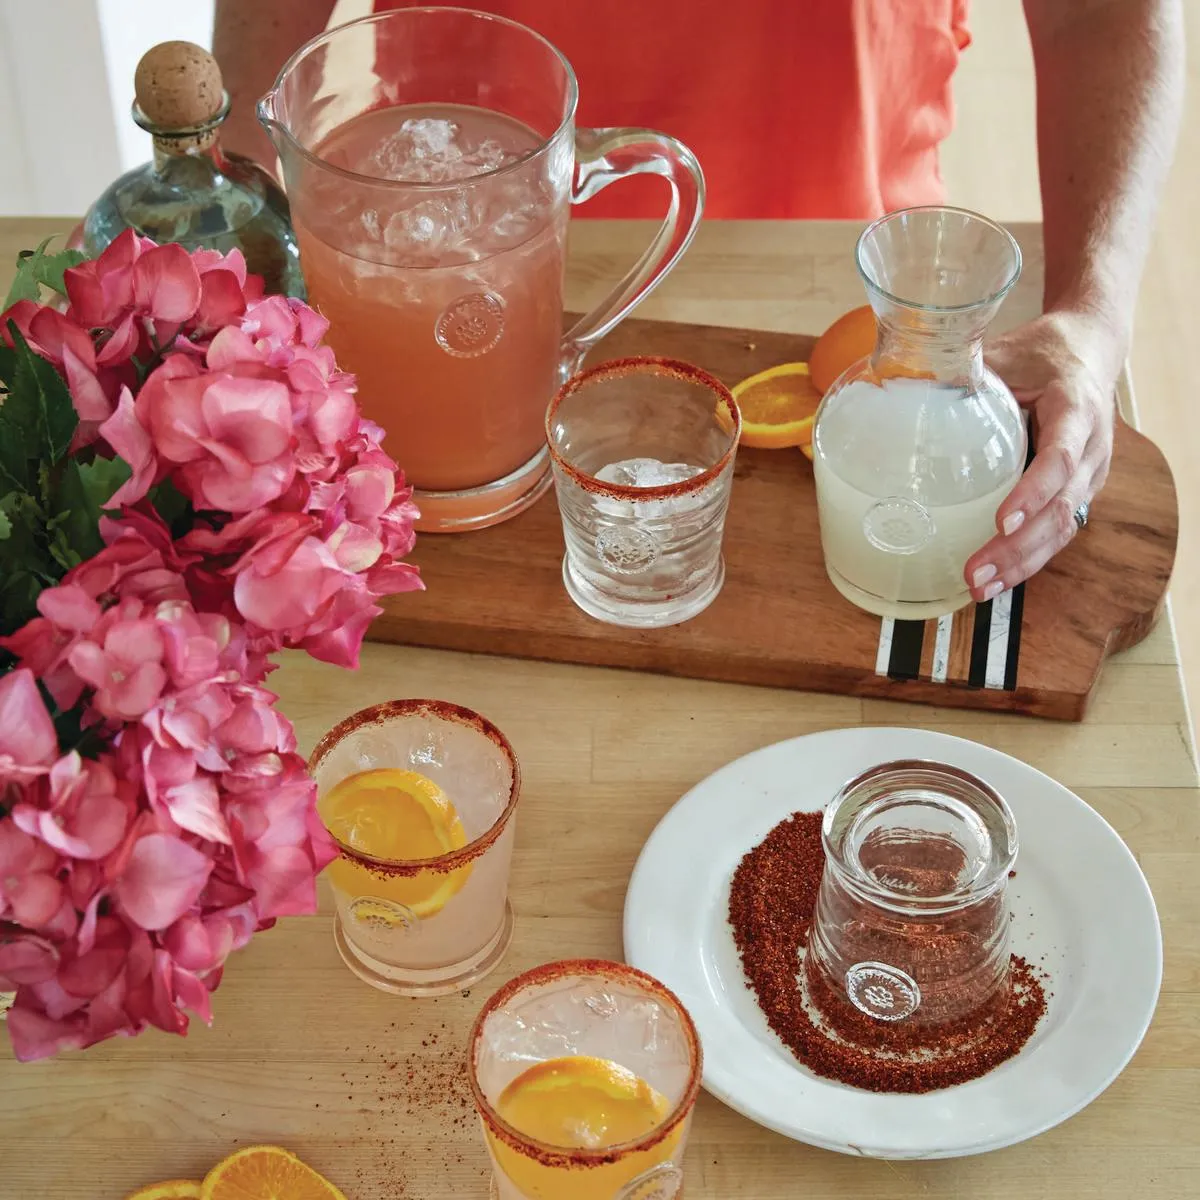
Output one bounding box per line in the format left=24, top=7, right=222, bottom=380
left=52, top=455, right=131, bottom=566
left=0, top=506, right=10, bottom=540
left=149, top=477, right=191, bottom=533
left=3, top=238, right=87, bottom=308
left=0, top=492, right=52, bottom=637
left=3, top=322, right=78, bottom=465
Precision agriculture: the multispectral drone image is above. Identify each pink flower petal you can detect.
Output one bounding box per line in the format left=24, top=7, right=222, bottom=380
left=62, top=344, right=112, bottom=421
left=104, top=618, right=165, bottom=667
left=57, top=944, right=128, bottom=998
left=38, top=583, right=102, bottom=632
left=99, top=386, right=156, bottom=506
left=29, top=306, right=92, bottom=366
left=131, top=243, right=202, bottom=323
left=172, top=965, right=214, bottom=1024
left=0, top=668, right=58, bottom=781
left=195, top=267, right=247, bottom=331
left=0, top=935, right=60, bottom=986
left=63, top=260, right=109, bottom=327
left=4, top=999, right=88, bottom=1062
left=164, top=775, right=231, bottom=844
left=113, top=833, right=213, bottom=931
left=97, top=313, right=139, bottom=365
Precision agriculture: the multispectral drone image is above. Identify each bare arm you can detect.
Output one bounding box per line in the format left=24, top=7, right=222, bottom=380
left=1027, top=0, right=1183, bottom=361
left=212, top=0, right=335, bottom=165
left=966, top=0, right=1184, bottom=600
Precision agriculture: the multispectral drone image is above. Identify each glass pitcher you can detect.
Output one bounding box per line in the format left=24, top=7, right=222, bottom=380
left=259, top=7, right=704, bottom=532
left=811, top=206, right=1027, bottom=619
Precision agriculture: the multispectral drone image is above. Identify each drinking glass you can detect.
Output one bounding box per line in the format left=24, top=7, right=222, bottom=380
left=811, top=206, right=1027, bottom=618
left=469, top=959, right=702, bottom=1200
left=308, top=700, right=520, bottom=995
left=546, top=357, right=741, bottom=628
left=805, top=760, right=1018, bottom=1035
left=259, top=7, right=704, bottom=532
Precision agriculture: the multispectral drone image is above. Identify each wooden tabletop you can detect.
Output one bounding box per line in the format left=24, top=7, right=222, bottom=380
left=1, top=218, right=1197, bottom=1199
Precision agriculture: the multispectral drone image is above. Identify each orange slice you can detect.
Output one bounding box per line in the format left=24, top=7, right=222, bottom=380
left=202, top=1146, right=346, bottom=1200
left=124, top=1184, right=202, bottom=1200
left=497, top=1055, right=672, bottom=1147
left=729, top=362, right=822, bottom=450
left=319, top=768, right=472, bottom=920
left=808, top=305, right=878, bottom=393
left=489, top=1057, right=681, bottom=1200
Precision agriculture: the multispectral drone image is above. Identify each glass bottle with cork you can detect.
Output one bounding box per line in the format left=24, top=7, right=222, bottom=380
left=82, top=40, right=304, bottom=298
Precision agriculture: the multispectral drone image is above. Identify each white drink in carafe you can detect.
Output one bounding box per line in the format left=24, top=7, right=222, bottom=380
left=813, top=377, right=1022, bottom=620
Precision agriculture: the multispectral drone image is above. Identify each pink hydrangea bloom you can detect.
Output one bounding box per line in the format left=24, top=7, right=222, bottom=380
left=1, top=233, right=418, bottom=1062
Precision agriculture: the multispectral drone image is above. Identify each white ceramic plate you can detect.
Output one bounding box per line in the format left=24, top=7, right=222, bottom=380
left=623, top=727, right=1162, bottom=1159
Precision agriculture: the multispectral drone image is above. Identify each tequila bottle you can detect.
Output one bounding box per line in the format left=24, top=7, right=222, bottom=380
left=82, top=40, right=303, bottom=298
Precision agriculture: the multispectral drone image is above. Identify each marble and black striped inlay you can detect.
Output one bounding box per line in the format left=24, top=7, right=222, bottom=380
left=874, top=583, right=1026, bottom=692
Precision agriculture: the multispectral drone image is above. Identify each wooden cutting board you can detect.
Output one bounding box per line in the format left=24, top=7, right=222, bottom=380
left=369, top=317, right=1177, bottom=721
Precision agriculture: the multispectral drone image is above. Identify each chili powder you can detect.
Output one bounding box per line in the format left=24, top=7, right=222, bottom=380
left=728, top=810, right=1048, bottom=1094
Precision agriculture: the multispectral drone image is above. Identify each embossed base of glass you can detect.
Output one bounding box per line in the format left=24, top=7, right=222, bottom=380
left=470, top=960, right=703, bottom=1200
left=414, top=446, right=554, bottom=533
left=546, top=358, right=740, bottom=629
left=333, top=898, right=515, bottom=996
left=308, top=700, right=521, bottom=997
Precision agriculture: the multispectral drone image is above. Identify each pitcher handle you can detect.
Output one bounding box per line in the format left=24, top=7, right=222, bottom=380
left=560, top=126, right=705, bottom=380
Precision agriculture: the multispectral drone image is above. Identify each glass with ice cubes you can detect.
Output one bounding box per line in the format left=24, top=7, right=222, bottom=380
left=545, top=357, right=741, bottom=627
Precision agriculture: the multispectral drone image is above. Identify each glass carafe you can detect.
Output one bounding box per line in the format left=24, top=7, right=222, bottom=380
left=259, top=7, right=704, bottom=533
left=811, top=206, right=1026, bottom=619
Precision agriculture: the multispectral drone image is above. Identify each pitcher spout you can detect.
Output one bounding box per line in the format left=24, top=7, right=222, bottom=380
left=256, top=91, right=287, bottom=157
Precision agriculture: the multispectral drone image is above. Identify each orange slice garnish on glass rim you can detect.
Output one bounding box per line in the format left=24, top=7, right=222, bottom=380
left=727, top=362, right=822, bottom=450
left=202, top=1145, right=347, bottom=1200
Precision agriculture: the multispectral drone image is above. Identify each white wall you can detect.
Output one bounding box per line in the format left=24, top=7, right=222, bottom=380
left=0, top=0, right=123, bottom=215
left=0, top=0, right=375, bottom=216
left=0, top=0, right=214, bottom=216
left=97, top=0, right=216, bottom=173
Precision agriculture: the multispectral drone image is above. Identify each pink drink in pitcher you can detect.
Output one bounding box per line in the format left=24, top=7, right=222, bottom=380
left=261, top=8, right=703, bottom=531
left=297, top=104, right=568, bottom=496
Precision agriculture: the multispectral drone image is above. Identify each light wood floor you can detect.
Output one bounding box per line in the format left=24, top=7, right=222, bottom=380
left=941, top=0, right=1198, bottom=733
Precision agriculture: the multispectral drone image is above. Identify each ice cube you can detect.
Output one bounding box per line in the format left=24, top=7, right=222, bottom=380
left=401, top=117, right=456, bottom=158
left=595, top=458, right=704, bottom=488
left=368, top=119, right=521, bottom=184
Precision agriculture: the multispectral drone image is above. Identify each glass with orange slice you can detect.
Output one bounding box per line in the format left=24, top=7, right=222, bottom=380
left=308, top=699, right=520, bottom=995
left=470, top=960, right=702, bottom=1200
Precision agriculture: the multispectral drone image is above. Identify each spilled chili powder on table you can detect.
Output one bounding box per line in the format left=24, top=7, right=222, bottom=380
left=728, top=811, right=1048, bottom=1093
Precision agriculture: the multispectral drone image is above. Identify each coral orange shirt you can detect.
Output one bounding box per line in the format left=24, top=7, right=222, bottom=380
left=372, top=0, right=971, bottom=218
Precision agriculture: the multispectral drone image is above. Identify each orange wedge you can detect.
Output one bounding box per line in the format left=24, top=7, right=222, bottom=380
left=729, top=362, right=822, bottom=449
left=809, top=305, right=878, bottom=393
left=124, top=1184, right=202, bottom=1200
left=202, top=1146, right=346, bottom=1200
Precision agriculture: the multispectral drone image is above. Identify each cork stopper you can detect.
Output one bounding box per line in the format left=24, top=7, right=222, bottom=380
left=134, top=41, right=224, bottom=130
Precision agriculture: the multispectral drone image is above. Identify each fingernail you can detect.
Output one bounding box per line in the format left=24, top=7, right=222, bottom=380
left=1002, top=511, right=1025, bottom=536
left=972, top=564, right=998, bottom=589
left=983, top=580, right=1005, bottom=601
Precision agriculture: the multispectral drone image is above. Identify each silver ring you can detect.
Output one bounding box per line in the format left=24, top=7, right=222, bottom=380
left=1073, top=501, right=1090, bottom=530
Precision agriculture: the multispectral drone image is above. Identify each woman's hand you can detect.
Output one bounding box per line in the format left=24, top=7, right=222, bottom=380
left=964, top=310, right=1122, bottom=603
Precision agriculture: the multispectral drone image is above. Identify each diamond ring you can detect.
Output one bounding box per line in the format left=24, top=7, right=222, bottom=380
left=1073, top=501, right=1090, bottom=531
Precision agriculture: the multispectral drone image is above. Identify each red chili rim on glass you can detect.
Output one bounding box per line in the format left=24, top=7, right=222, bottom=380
left=545, top=356, right=741, bottom=500
left=308, top=698, right=521, bottom=878
left=468, top=957, right=704, bottom=1170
